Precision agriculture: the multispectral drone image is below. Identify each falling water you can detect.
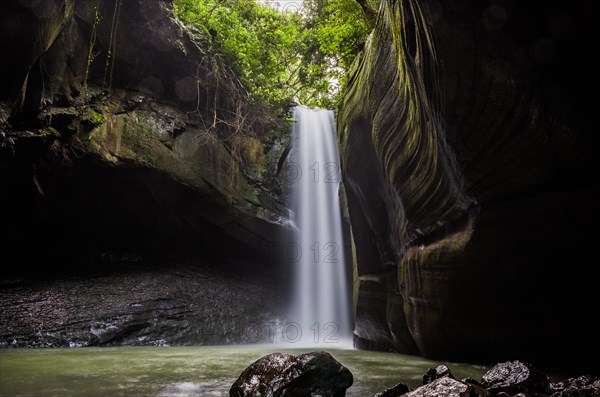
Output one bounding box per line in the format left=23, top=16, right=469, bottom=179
left=285, top=106, right=352, bottom=347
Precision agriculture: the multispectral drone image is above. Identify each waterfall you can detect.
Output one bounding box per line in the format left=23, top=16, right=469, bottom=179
left=284, top=106, right=352, bottom=348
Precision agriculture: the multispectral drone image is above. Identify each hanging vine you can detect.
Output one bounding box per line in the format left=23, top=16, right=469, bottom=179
left=103, top=0, right=122, bottom=96
left=82, top=0, right=102, bottom=106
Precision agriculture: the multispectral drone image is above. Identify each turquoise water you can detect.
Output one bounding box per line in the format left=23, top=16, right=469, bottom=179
left=0, top=346, right=488, bottom=396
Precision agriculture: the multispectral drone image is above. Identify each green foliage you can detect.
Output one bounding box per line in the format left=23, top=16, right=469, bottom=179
left=174, top=0, right=301, bottom=106
left=173, top=0, right=377, bottom=108
left=298, top=0, right=377, bottom=107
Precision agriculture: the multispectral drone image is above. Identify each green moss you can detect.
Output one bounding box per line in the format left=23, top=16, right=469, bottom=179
left=91, top=110, right=106, bottom=125
left=38, top=127, right=61, bottom=138
left=338, top=0, right=471, bottom=248
left=241, top=183, right=260, bottom=206
left=120, top=114, right=162, bottom=168
left=80, top=108, right=106, bottom=129
left=67, top=121, right=78, bottom=132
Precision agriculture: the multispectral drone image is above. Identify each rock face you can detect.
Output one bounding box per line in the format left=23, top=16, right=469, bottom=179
left=0, top=0, right=290, bottom=346
left=230, top=351, right=353, bottom=397
left=338, top=0, right=599, bottom=367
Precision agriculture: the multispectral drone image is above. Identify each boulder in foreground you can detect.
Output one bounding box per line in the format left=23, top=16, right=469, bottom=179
left=481, top=360, right=550, bottom=395
left=230, top=351, right=353, bottom=397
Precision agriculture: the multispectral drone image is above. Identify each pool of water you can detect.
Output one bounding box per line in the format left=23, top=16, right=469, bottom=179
left=0, top=346, right=489, bottom=396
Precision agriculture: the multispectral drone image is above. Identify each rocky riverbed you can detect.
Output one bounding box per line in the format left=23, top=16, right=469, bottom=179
left=232, top=354, right=600, bottom=397
left=0, top=258, right=285, bottom=348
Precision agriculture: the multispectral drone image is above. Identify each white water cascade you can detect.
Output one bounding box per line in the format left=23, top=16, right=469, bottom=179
left=284, top=106, right=352, bottom=348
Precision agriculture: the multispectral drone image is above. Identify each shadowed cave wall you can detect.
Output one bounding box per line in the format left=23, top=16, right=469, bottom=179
left=339, top=0, right=599, bottom=369
left=0, top=0, right=291, bottom=346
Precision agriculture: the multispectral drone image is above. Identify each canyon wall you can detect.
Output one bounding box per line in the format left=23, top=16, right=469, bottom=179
left=339, top=0, right=599, bottom=368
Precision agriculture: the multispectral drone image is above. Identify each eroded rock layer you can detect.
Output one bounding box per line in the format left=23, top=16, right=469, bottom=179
left=339, top=0, right=599, bottom=367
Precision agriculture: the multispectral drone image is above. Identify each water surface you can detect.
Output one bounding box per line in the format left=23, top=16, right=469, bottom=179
left=0, top=346, right=488, bottom=396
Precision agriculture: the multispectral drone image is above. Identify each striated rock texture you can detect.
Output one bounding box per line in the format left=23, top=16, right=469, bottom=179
left=339, top=0, right=599, bottom=367
left=0, top=0, right=290, bottom=345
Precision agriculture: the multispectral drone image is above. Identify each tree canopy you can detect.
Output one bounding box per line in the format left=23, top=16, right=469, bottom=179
left=173, top=0, right=379, bottom=109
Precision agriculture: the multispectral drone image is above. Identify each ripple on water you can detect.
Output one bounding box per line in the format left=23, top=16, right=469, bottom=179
left=158, top=382, right=222, bottom=397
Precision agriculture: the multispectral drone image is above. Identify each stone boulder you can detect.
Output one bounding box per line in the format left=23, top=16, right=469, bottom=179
left=230, top=351, right=353, bottom=397
left=481, top=361, right=550, bottom=395
left=549, top=375, right=600, bottom=397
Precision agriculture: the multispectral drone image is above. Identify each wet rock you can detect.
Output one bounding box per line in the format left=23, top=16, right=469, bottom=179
left=423, top=365, right=454, bottom=385
left=549, top=375, right=600, bottom=397
left=403, top=377, right=489, bottom=397
left=0, top=262, right=284, bottom=347
left=373, top=382, right=410, bottom=397
left=481, top=361, right=550, bottom=395
left=230, top=351, right=353, bottom=397
left=353, top=278, right=396, bottom=352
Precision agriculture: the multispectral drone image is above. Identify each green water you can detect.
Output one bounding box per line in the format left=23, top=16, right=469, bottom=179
left=0, top=346, right=488, bottom=396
